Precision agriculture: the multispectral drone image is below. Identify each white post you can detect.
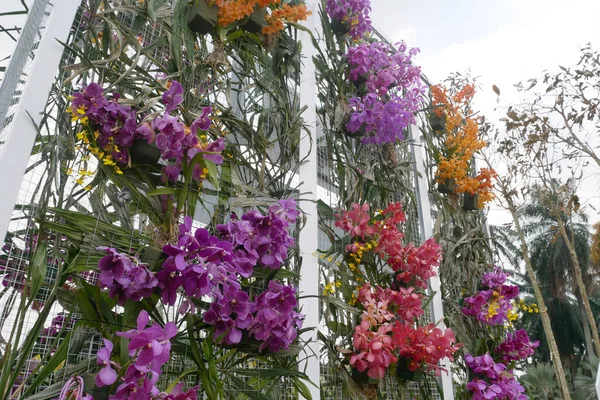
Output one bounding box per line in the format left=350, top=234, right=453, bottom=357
left=298, top=0, right=320, bottom=397
left=409, top=125, right=455, bottom=399
left=596, top=363, right=600, bottom=399
left=0, top=0, right=79, bottom=241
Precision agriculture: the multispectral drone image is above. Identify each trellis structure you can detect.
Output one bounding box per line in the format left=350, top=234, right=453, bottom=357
left=0, top=0, right=453, bottom=399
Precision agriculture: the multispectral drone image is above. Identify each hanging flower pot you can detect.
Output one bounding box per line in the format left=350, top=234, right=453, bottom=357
left=396, top=356, right=420, bottom=382
left=352, top=72, right=369, bottom=87
left=463, top=192, right=479, bottom=211
left=130, top=139, right=161, bottom=165
left=437, top=178, right=456, bottom=194
left=330, top=17, right=350, bottom=36
left=187, top=0, right=219, bottom=35
left=345, top=123, right=367, bottom=139
left=429, top=112, right=446, bottom=131
left=242, top=7, right=267, bottom=33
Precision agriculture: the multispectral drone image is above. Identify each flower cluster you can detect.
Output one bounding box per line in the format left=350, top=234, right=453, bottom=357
left=336, top=202, right=441, bottom=289
left=154, top=82, right=226, bottom=182
left=157, top=200, right=304, bottom=352
left=465, top=354, right=527, bottom=400
left=69, top=81, right=225, bottom=185
left=462, top=267, right=520, bottom=325
left=430, top=83, right=497, bottom=208
left=496, top=329, right=539, bottom=364
left=97, top=247, right=158, bottom=305
left=249, top=281, right=304, bottom=352
left=336, top=203, right=459, bottom=379
left=214, top=0, right=310, bottom=36
left=216, top=198, right=297, bottom=271
left=325, top=0, right=371, bottom=39
left=68, top=83, right=152, bottom=172
left=264, top=3, right=311, bottom=36
left=392, top=321, right=460, bottom=375
left=345, top=42, right=425, bottom=144
left=95, top=311, right=197, bottom=400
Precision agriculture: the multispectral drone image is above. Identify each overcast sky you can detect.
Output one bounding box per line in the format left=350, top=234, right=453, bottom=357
left=1, top=0, right=599, bottom=221
left=372, top=0, right=600, bottom=221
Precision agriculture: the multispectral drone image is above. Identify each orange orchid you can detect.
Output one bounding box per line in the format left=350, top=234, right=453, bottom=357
left=431, top=83, right=496, bottom=209
left=212, top=0, right=310, bottom=35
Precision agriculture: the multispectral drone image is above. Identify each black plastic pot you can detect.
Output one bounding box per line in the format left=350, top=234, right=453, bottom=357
left=130, top=139, right=161, bottom=165
left=463, top=192, right=479, bottom=211
left=345, top=123, right=367, bottom=138
left=242, top=8, right=267, bottom=33
left=429, top=112, right=446, bottom=131
left=396, top=356, right=420, bottom=382
left=187, top=0, right=219, bottom=35
left=353, top=73, right=368, bottom=87
left=437, top=178, right=456, bottom=194
left=330, top=17, right=349, bottom=35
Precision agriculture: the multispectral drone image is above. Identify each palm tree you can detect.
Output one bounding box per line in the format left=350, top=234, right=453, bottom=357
left=521, top=362, right=560, bottom=400
left=573, top=355, right=599, bottom=400
left=520, top=187, right=599, bottom=358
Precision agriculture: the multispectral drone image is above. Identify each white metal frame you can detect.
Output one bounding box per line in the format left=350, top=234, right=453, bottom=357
left=409, top=125, right=455, bottom=399
left=0, top=0, right=80, bottom=242
left=298, top=0, right=321, bottom=397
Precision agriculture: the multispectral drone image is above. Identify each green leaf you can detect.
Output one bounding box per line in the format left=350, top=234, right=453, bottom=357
left=27, top=241, right=48, bottom=305
left=147, top=0, right=158, bottom=21
left=146, top=187, right=178, bottom=196
left=203, top=158, right=219, bottom=189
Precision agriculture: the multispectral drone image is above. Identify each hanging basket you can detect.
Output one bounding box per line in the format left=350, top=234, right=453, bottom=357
left=330, top=17, right=350, bottom=35
left=345, top=122, right=367, bottom=139
left=187, top=0, right=219, bottom=35
left=437, top=178, right=456, bottom=194
left=429, top=112, right=446, bottom=131
left=396, top=356, right=420, bottom=382
left=353, top=72, right=368, bottom=87
left=129, top=139, right=161, bottom=165
left=242, top=7, right=267, bottom=33
left=462, top=192, right=479, bottom=211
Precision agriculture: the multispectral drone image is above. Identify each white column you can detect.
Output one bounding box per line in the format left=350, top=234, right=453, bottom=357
left=0, top=0, right=80, bottom=241
left=298, top=0, right=320, bottom=397
left=408, top=125, right=455, bottom=399
left=596, top=363, right=600, bottom=399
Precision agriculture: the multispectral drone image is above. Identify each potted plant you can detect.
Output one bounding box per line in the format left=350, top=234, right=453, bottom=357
left=187, top=0, right=219, bottom=35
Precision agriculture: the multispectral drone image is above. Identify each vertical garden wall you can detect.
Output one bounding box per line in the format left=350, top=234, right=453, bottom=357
left=0, top=0, right=509, bottom=399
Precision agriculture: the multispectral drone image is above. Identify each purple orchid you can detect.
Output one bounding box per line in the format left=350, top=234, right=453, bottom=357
left=465, top=354, right=506, bottom=380
left=97, top=247, right=158, bottom=305
left=496, top=329, right=540, bottom=364
left=249, top=280, right=304, bottom=352
left=95, top=339, right=119, bottom=387
left=159, top=383, right=199, bottom=400
left=326, top=0, right=372, bottom=39
left=57, top=376, right=94, bottom=400
left=162, top=81, right=184, bottom=114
